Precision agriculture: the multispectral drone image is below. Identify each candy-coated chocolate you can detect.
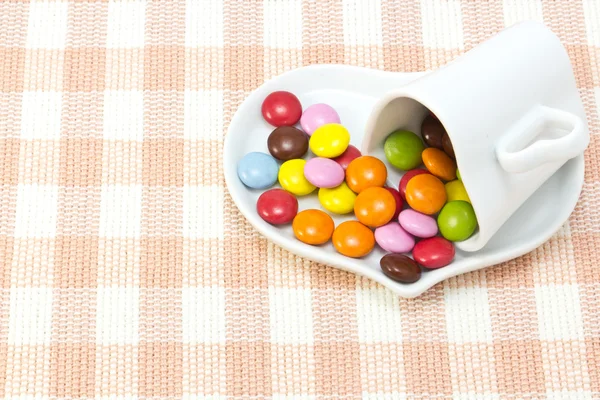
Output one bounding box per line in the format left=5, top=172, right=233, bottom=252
left=437, top=201, right=478, bottom=242
left=445, top=180, right=471, bottom=203
left=332, top=145, right=361, bottom=170
left=332, top=221, right=375, bottom=258
left=346, top=156, right=387, bottom=193
left=412, top=237, right=455, bottom=269
left=380, top=254, right=421, bottom=283
left=374, top=222, right=415, bottom=253
left=398, top=209, right=438, bottom=238
left=300, top=103, right=341, bottom=135
left=256, top=189, right=298, bottom=225
left=421, top=115, right=445, bottom=149
left=422, top=148, right=457, bottom=181
left=405, top=174, right=447, bottom=215
left=318, top=182, right=357, bottom=214
left=456, top=168, right=461, bottom=181
left=267, top=126, right=308, bottom=161
left=442, top=132, right=455, bottom=159
left=278, top=159, right=316, bottom=196
left=385, top=187, right=403, bottom=220
left=384, top=130, right=425, bottom=170
left=309, top=123, right=350, bottom=158
left=261, top=91, right=302, bottom=127
left=354, top=187, right=396, bottom=228
left=398, top=169, right=430, bottom=199
left=292, top=209, right=334, bottom=245
left=304, top=157, right=345, bottom=188
left=237, top=152, right=279, bottom=189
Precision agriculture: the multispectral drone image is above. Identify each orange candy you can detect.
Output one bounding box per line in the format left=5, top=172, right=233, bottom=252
left=422, top=148, right=457, bottom=181
left=345, top=156, right=387, bottom=193
left=405, top=174, right=447, bottom=215
left=332, top=221, right=375, bottom=258
left=292, top=209, right=335, bottom=245
left=354, top=187, right=396, bottom=228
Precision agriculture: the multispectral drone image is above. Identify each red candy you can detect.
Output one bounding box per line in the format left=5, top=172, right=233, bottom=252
left=261, top=91, right=302, bottom=127
left=412, top=237, right=455, bottom=269
left=385, top=187, right=403, bottom=220
left=256, top=189, right=298, bottom=225
left=399, top=169, right=430, bottom=199
left=332, top=145, right=361, bottom=170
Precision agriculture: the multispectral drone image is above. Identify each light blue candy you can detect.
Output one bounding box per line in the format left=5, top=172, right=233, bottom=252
left=237, top=152, right=279, bottom=189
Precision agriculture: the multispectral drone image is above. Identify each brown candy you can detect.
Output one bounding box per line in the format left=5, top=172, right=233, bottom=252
left=420, top=115, right=445, bottom=149
left=442, top=132, right=455, bottom=159
left=380, top=253, right=421, bottom=283
left=267, top=126, right=309, bottom=161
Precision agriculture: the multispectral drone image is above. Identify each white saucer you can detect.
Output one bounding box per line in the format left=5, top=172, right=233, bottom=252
left=223, top=65, right=584, bottom=298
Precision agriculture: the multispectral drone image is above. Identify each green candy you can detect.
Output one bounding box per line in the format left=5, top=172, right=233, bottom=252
left=384, top=130, right=425, bottom=171
left=456, top=168, right=462, bottom=181
left=437, top=201, right=477, bottom=242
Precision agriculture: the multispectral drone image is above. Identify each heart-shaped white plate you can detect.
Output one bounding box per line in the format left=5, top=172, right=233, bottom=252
left=223, top=64, right=584, bottom=298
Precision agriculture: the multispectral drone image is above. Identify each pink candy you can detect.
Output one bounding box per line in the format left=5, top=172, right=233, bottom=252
left=303, top=157, right=345, bottom=188
left=398, top=209, right=438, bottom=238
left=374, top=222, right=415, bottom=253
left=300, top=103, right=341, bottom=135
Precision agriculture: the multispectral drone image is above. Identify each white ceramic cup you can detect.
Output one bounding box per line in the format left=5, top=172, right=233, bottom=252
left=362, top=21, right=590, bottom=252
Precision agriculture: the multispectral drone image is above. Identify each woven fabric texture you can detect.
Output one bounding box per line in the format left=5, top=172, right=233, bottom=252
left=0, top=0, right=599, bottom=398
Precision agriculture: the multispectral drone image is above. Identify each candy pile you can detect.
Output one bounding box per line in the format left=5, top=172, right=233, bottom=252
left=237, top=90, right=478, bottom=284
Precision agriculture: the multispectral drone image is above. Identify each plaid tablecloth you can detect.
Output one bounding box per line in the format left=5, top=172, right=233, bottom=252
left=0, top=0, right=599, bottom=398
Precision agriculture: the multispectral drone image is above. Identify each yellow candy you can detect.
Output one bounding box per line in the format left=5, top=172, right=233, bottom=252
left=318, top=182, right=357, bottom=214
left=278, top=159, right=316, bottom=196
left=445, top=180, right=471, bottom=203
left=309, top=123, right=350, bottom=158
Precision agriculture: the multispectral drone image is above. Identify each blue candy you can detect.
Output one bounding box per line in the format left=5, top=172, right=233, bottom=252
left=237, top=152, right=279, bottom=189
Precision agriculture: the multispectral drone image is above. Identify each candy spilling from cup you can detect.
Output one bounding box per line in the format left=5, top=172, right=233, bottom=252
left=237, top=90, right=479, bottom=284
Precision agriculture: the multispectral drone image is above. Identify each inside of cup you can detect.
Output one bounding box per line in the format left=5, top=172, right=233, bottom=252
left=361, top=95, right=483, bottom=249
left=362, top=96, right=428, bottom=190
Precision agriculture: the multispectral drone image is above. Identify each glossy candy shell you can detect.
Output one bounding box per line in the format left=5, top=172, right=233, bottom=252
left=318, top=182, right=357, bottom=214
left=292, top=209, right=334, bottom=245
left=237, top=152, right=279, bottom=189
left=380, top=254, right=421, bottom=283
left=345, top=156, right=387, bottom=193
left=437, top=201, right=478, bottom=242
left=399, top=169, right=430, bottom=199
left=300, top=103, right=341, bottom=135
left=256, top=189, right=298, bottom=225
left=412, top=237, right=455, bottom=269
left=278, top=159, right=316, bottom=196
left=332, top=145, right=361, bottom=170
left=261, top=91, right=302, bottom=127
left=398, top=209, right=438, bottom=238
left=267, top=126, right=308, bottom=161
left=405, top=174, right=447, bottom=215
left=374, top=222, right=415, bottom=253
left=304, top=157, right=345, bottom=188
left=309, top=123, right=350, bottom=158
left=422, top=148, right=457, bottom=181
left=384, top=130, right=425, bottom=170
left=332, top=221, right=375, bottom=258
left=354, top=187, right=396, bottom=228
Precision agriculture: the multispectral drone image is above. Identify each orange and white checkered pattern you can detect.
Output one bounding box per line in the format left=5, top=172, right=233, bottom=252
left=0, top=0, right=599, bottom=398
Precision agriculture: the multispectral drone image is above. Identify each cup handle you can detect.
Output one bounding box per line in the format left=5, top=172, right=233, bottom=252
left=496, top=105, right=588, bottom=173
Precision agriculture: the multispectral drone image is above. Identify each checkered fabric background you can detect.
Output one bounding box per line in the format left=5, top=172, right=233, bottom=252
left=0, top=0, right=599, bottom=398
